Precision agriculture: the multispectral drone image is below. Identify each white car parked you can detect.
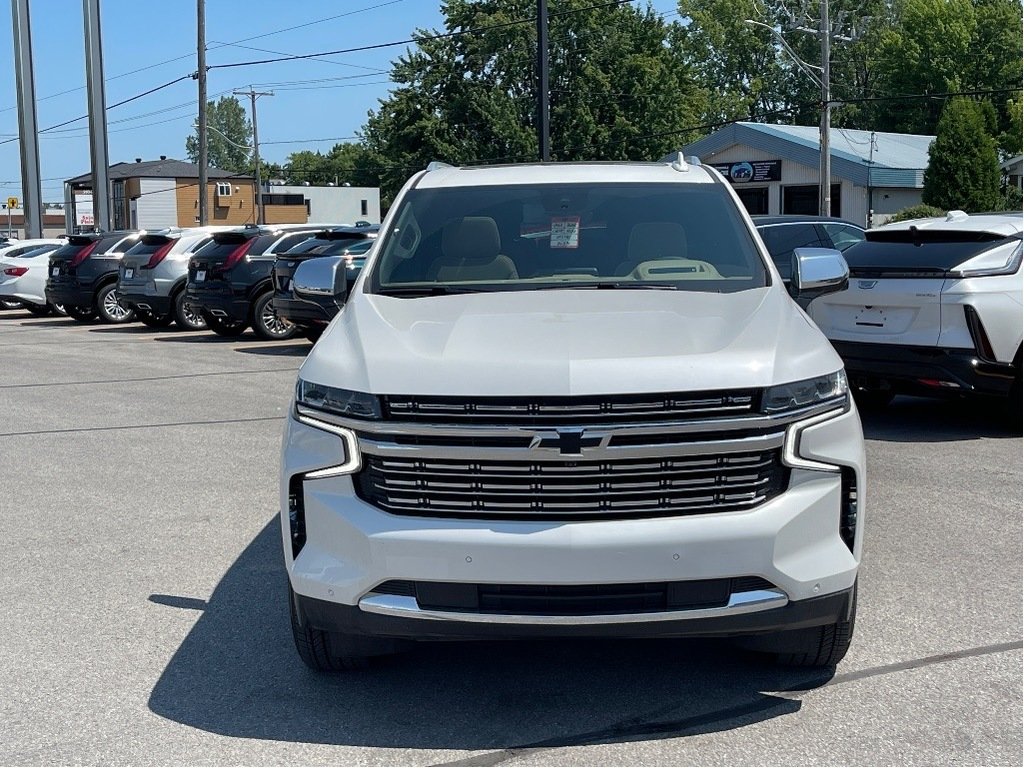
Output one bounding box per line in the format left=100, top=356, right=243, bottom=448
left=280, top=157, right=866, bottom=672
left=809, top=211, right=1022, bottom=413
left=0, top=238, right=66, bottom=315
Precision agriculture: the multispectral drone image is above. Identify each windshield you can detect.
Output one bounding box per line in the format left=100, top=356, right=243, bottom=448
left=367, top=183, right=768, bottom=296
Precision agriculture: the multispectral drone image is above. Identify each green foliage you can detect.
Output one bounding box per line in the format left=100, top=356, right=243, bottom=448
left=282, top=143, right=378, bottom=187
left=886, top=203, right=945, bottom=223
left=922, top=98, right=1002, bottom=211
left=360, top=0, right=705, bottom=201
left=997, top=184, right=1022, bottom=211
left=185, top=97, right=252, bottom=173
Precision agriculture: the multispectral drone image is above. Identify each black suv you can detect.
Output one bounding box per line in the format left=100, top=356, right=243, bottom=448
left=752, top=216, right=864, bottom=282
left=272, top=225, right=379, bottom=341
left=185, top=224, right=328, bottom=340
left=45, top=230, right=141, bottom=323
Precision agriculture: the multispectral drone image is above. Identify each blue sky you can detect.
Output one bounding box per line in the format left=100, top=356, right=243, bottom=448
left=0, top=0, right=678, bottom=204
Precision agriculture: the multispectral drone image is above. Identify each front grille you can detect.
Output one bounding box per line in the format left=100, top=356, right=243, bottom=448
left=382, top=390, right=758, bottom=426
left=370, top=577, right=778, bottom=615
left=355, top=449, right=788, bottom=520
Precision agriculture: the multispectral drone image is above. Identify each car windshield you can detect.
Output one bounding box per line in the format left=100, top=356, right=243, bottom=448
left=367, top=182, right=768, bottom=296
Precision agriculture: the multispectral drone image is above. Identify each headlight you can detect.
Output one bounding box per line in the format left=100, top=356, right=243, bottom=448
left=763, top=371, right=848, bottom=414
left=948, top=240, right=1022, bottom=278
left=296, top=378, right=381, bottom=419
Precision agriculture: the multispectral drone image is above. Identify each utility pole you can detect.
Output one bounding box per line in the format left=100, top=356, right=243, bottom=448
left=536, top=0, right=550, bottom=161
left=197, top=0, right=208, bottom=225
left=818, top=0, right=831, bottom=217
left=11, top=0, right=43, bottom=238
left=233, top=87, right=273, bottom=225
left=83, top=0, right=110, bottom=232
left=768, top=0, right=863, bottom=218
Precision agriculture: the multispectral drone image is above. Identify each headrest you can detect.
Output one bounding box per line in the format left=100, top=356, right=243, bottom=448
left=627, top=222, right=687, bottom=261
left=442, top=217, right=501, bottom=263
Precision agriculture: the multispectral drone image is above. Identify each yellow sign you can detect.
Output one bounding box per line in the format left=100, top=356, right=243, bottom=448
left=6, top=197, right=17, bottom=209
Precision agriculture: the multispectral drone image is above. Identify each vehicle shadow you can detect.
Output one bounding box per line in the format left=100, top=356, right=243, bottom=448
left=233, top=342, right=310, bottom=357
left=154, top=332, right=251, bottom=344
left=88, top=325, right=165, bottom=334
left=148, top=519, right=831, bottom=750
left=860, top=396, right=1018, bottom=443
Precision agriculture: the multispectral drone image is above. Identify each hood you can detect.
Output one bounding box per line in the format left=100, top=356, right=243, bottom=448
left=300, top=286, right=841, bottom=396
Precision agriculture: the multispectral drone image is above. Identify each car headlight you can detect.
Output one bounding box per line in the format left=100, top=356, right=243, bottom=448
left=763, top=371, right=848, bottom=414
left=296, top=378, right=381, bottom=419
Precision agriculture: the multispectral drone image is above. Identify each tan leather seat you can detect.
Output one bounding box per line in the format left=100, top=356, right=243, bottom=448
left=426, top=217, right=519, bottom=282
left=615, top=222, right=688, bottom=275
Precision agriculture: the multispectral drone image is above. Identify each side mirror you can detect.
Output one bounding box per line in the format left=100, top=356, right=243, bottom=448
left=790, top=247, right=848, bottom=308
left=293, top=256, right=349, bottom=305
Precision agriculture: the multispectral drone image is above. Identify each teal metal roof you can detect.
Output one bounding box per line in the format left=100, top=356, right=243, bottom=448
left=682, top=123, right=935, bottom=188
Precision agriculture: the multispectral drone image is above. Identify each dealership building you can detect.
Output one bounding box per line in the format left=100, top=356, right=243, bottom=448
left=682, top=123, right=935, bottom=227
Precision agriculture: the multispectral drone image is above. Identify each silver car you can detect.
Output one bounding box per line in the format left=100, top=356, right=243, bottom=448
left=118, top=226, right=235, bottom=329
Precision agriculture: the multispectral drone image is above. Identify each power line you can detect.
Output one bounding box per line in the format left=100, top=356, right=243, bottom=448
left=0, top=0, right=406, bottom=116
left=0, top=75, right=192, bottom=147
left=208, top=0, right=635, bottom=71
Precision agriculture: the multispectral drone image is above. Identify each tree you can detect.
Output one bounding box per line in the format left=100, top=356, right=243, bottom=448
left=283, top=143, right=378, bottom=187
left=360, top=0, right=705, bottom=201
left=922, top=98, right=1001, bottom=211
left=185, top=96, right=252, bottom=173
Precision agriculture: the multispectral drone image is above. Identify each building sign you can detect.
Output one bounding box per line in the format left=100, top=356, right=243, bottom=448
left=75, top=194, right=94, bottom=227
left=710, top=160, right=782, bottom=184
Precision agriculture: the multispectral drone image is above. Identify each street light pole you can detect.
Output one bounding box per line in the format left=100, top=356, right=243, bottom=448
left=818, top=0, right=831, bottom=217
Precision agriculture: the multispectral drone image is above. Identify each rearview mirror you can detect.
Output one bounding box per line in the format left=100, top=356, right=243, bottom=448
left=293, top=256, right=349, bottom=303
left=791, top=247, right=848, bottom=308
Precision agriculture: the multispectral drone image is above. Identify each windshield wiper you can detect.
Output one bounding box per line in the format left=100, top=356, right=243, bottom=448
left=375, top=284, right=488, bottom=297
left=532, top=281, right=679, bottom=291
left=594, top=282, right=678, bottom=290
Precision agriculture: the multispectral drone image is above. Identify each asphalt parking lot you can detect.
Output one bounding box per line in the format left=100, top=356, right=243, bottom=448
left=0, top=311, right=1021, bottom=766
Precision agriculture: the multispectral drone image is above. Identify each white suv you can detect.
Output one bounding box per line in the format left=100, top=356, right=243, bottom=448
left=280, top=157, right=866, bottom=671
left=809, top=211, right=1022, bottom=412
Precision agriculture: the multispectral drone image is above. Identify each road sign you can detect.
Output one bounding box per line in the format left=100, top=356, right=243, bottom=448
left=6, top=197, right=17, bottom=209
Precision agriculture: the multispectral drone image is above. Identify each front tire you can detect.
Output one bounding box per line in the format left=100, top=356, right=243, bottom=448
left=65, top=304, right=97, bottom=322
left=137, top=308, right=174, bottom=328
left=202, top=311, right=246, bottom=337
left=173, top=290, right=207, bottom=331
left=251, top=291, right=297, bottom=341
left=23, top=302, right=51, bottom=317
left=747, top=586, right=856, bottom=668
left=1, top=299, right=22, bottom=310
left=51, top=303, right=67, bottom=316
left=96, top=283, right=136, bottom=324
left=289, top=586, right=369, bottom=672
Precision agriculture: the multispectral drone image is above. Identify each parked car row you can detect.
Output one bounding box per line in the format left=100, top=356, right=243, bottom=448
left=0, top=221, right=379, bottom=344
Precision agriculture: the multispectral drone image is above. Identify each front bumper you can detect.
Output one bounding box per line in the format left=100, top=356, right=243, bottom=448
left=280, top=404, right=864, bottom=637
left=294, top=585, right=855, bottom=640
left=833, top=340, right=1016, bottom=398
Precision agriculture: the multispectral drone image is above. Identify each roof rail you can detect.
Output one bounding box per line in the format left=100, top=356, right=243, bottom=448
left=426, top=161, right=454, bottom=172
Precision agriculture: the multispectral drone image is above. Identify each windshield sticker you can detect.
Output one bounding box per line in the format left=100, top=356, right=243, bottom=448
left=550, top=216, right=580, bottom=249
